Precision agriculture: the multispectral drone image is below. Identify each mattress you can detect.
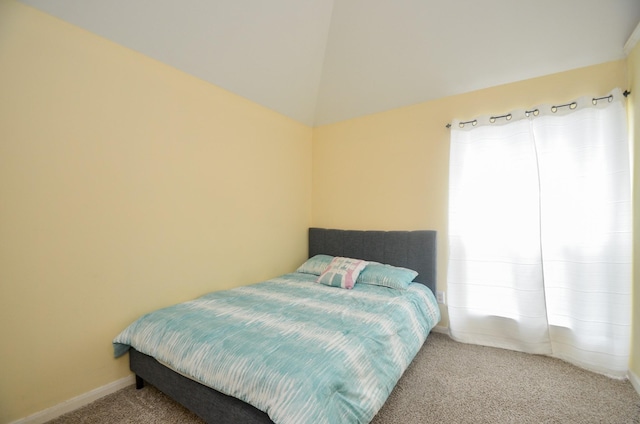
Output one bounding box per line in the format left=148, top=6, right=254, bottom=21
left=114, top=271, right=440, bottom=424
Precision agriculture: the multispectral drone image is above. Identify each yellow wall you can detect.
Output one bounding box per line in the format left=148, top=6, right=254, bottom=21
left=312, top=60, right=628, bottom=328
left=0, top=2, right=312, bottom=422
left=629, top=38, right=640, bottom=380
left=1, top=0, right=634, bottom=421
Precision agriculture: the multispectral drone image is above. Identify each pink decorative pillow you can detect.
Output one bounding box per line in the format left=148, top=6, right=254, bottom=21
left=316, top=257, right=368, bottom=289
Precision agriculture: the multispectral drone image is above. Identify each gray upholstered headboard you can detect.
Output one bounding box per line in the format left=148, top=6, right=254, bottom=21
left=308, top=228, right=437, bottom=295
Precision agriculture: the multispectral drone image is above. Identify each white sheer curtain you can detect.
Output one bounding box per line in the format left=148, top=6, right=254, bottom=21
left=447, top=89, right=631, bottom=378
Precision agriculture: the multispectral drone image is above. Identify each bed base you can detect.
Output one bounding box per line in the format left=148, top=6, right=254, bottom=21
left=130, top=348, right=272, bottom=423
left=129, top=227, right=437, bottom=424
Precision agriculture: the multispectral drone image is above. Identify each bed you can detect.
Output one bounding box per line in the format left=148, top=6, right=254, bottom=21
left=113, top=228, right=439, bottom=424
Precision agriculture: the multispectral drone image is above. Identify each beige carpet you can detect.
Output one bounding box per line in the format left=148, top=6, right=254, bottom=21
left=48, top=333, right=640, bottom=423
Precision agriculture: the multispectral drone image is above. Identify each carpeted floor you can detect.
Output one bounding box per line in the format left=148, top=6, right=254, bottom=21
left=48, top=332, right=640, bottom=423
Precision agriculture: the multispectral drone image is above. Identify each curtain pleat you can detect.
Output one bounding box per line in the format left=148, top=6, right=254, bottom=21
left=448, top=119, right=551, bottom=354
left=447, top=89, right=631, bottom=377
left=534, top=101, right=631, bottom=376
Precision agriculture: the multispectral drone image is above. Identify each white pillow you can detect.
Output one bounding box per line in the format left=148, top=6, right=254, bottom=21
left=316, top=257, right=368, bottom=289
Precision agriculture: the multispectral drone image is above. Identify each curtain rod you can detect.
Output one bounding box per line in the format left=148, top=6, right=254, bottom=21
left=445, top=89, right=631, bottom=129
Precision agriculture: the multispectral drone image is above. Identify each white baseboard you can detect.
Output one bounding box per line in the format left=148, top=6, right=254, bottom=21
left=432, top=325, right=449, bottom=335
left=9, top=375, right=135, bottom=424
left=628, top=369, right=640, bottom=396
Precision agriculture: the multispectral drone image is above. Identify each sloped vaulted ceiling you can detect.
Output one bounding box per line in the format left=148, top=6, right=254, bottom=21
left=17, top=0, right=640, bottom=126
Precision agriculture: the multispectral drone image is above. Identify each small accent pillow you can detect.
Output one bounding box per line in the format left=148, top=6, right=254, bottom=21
left=316, top=257, right=368, bottom=289
left=356, top=262, right=418, bottom=290
left=296, top=254, right=334, bottom=276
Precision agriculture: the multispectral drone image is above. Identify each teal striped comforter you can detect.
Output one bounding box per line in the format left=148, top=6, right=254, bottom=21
left=113, top=272, right=440, bottom=424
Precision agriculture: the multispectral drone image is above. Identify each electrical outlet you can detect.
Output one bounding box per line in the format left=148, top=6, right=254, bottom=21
left=436, top=291, right=446, bottom=304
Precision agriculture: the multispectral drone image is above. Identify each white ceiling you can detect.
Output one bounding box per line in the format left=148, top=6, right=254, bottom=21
left=18, top=0, right=640, bottom=126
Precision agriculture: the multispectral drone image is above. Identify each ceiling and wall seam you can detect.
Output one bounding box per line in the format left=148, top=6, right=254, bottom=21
left=15, top=0, right=640, bottom=127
